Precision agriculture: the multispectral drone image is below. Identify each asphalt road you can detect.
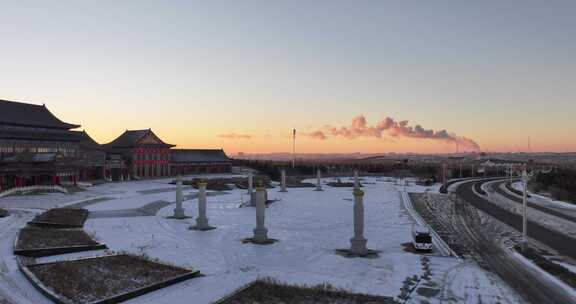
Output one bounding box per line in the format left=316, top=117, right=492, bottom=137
left=454, top=180, right=576, bottom=304
left=490, top=180, right=576, bottom=223
left=456, top=180, right=576, bottom=259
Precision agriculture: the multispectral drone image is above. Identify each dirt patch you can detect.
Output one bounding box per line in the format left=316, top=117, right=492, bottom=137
left=416, top=286, right=440, bottom=298
left=30, top=208, right=88, bottom=228
left=16, top=228, right=100, bottom=250
left=400, top=242, right=419, bottom=254
left=285, top=176, right=316, bottom=188
left=233, top=176, right=273, bottom=189
left=25, top=254, right=199, bottom=303
left=216, top=278, right=394, bottom=304
left=327, top=181, right=362, bottom=188
left=188, top=178, right=234, bottom=191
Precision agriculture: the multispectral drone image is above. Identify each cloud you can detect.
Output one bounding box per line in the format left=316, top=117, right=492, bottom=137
left=301, top=131, right=327, bottom=140
left=218, top=133, right=252, bottom=139
left=305, top=115, right=481, bottom=151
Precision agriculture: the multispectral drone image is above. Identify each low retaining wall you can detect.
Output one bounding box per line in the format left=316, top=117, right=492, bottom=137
left=14, top=243, right=107, bottom=257
left=400, top=191, right=458, bottom=258
left=95, top=271, right=200, bottom=304
left=0, top=185, right=68, bottom=198
left=13, top=226, right=107, bottom=257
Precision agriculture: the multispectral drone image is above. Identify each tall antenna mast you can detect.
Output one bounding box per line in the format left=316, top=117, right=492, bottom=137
left=528, top=136, right=532, bottom=154
left=292, top=129, right=296, bottom=169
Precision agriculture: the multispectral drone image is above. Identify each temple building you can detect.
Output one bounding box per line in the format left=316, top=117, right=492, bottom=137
left=0, top=99, right=104, bottom=190
left=74, top=130, right=106, bottom=181
left=0, top=99, right=234, bottom=191
left=104, top=129, right=174, bottom=180
left=171, top=149, right=232, bottom=175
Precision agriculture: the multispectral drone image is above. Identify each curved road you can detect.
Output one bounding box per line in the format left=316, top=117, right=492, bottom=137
left=490, top=180, right=576, bottom=223
left=457, top=180, right=576, bottom=259
left=454, top=179, right=576, bottom=304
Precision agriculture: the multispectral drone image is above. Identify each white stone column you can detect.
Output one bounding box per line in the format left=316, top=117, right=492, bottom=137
left=172, top=176, right=186, bottom=219
left=280, top=169, right=287, bottom=192
left=247, top=173, right=254, bottom=194
left=248, top=173, right=257, bottom=207
left=252, top=184, right=269, bottom=243
left=350, top=189, right=368, bottom=255
left=353, top=170, right=360, bottom=191
left=314, top=169, right=323, bottom=191
left=192, top=181, right=214, bottom=230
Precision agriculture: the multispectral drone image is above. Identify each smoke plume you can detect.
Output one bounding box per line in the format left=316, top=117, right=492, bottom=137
left=306, top=115, right=480, bottom=151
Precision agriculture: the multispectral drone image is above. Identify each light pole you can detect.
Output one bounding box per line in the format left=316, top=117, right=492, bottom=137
left=521, top=168, right=529, bottom=252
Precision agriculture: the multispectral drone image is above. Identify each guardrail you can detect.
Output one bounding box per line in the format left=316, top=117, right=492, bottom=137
left=0, top=185, right=69, bottom=199
left=400, top=190, right=459, bottom=258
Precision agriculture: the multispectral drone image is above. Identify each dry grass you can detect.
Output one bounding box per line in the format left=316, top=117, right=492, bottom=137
left=16, top=228, right=100, bottom=250
left=28, top=254, right=194, bottom=303
left=31, top=208, right=88, bottom=227
left=190, top=178, right=234, bottom=191
left=217, top=278, right=394, bottom=304
left=327, top=180, right=361, bottom=188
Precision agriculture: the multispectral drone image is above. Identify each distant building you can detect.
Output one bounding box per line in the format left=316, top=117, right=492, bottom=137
left=171, top=149, right=232, bottom=175
left=104, top=129, right=174, bottom=180
left=0, top=99, right=104, bottom=190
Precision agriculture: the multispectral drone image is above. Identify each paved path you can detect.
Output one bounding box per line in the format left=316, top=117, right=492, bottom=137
left=88, top=192, right=227, bottom=219
left=0, top=210, right=46, bottom=304
left=66, top=197, right=114, bottom=209
left=89, top=200, right=171, bottom=218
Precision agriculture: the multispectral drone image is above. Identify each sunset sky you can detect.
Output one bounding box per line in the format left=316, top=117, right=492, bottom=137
left=1, top=1, right=575, bottom=154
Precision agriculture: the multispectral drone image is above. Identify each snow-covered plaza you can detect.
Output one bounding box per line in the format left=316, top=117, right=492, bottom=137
left=0, top=175, right=523, bottom=304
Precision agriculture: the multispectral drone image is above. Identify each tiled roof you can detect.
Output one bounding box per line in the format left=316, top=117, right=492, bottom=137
left=0, top=127, right=82, bottom=142
left=171, top=149, right=231, bottom=163
left=0, top=99, right=80, bottom=129
left=105, top=129, right=174, bottom=148
left=73, top=131, right=104, bottom=151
